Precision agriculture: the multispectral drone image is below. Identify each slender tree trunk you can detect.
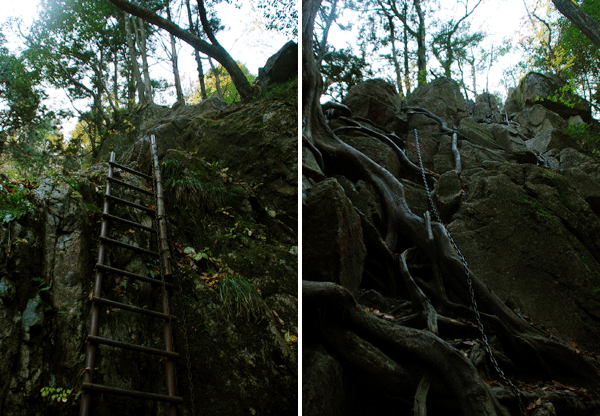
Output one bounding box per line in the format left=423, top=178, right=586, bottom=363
left=134, top=17, right=153, bottom=103
left=124, top=12, right=146, bottom=103
left=402, top=2, right=411, bottom=95
left=185, top=0, right=207, bottom=99
left=414, top=0, right=427, bottom=86
left=208, top=57, right=224, bottom=100
left=316, top=0, right=338, bottom=68
left=113, top=55, right=119, bottom=111
left=167, top=1, right=185, bottom=105
left=388, top=15, right=404, bottom=97
left=470, top=53, right=477, bottom=97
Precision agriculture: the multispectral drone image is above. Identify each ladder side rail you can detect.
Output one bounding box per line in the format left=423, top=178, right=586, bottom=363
left=151, top=135, right=177, bottom=416
left=80, top=152, right=116, bottom=416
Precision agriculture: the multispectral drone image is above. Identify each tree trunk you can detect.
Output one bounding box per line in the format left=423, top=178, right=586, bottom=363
left=388, top=15, right=404, bottom=97
left=208, top=57, right=224, bottom=100
left=113, top=52, right=119, bottom=112
left=133, top=16, right=153, bottom=103
left=551, top=0, right=600, bottom=49
left=167, top=1, right=185, bottom=105
left=470, top=52, right=477, bottom=97
left=316, top=0, right=339, bottom=68
left=403, top=3, right=410, bottom=95
left=414, top=0, right=427, bottom=86
left=185, top=0, right=207, bottom=99
left=108, top=0, right=253, bottom=99
left=123, top=11, right=146, bottom=104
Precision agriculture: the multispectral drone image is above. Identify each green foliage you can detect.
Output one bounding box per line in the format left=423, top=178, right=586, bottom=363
left=40, top=387, right=72, bottom=403
left=161, top=158, right=186, bottom=181
left=184, top=246, right=211, bottom=262
left=0, top=180, right=35, bottom=224
left=219, top=274, right=267, bottom=322
left=257, top=77, right=298, bottom=102
left=166, top=176, right=231, bottom=211
left=320, top=47, right=372, bottom=100
left=565, top=122, right=596, bottom=145
left=188, top=61, right=255, bottom=104
left=164, top=157, right=244, bottom=212
left=518, top=0, right=600, bottom=110
left=256, top=0, right=298, bottom=39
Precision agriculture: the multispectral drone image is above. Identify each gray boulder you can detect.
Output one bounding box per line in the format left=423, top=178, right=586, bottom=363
left=342, top=79, right=405, bottom=133
left=257, top=40, right=298, bottom=88
left=505, top=72, right=592, bottom=121
left=303, top=178, right=366, bottom=292
left=406, top=77, right=467, bottom=126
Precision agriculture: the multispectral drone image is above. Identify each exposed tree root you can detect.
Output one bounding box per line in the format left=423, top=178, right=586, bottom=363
left=304, top=281, right=509, bottom=416
left=414, top=373, right=432, bottom=416
left=302, top=1, right=600, bottom=414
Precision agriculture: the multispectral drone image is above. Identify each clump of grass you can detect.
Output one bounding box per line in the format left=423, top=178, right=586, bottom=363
left=219, top=275, right=267, bottom=322
left=258, top=77, right=298, bottom=102
left=161, top=158, right=186, bottom=181
left=166, top=176, right=243, bottom=211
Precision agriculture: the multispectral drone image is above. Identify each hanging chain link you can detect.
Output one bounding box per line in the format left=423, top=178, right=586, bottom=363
left=135, top=137, right=149, bottom=171
left=414, top=129, right=525, bottom=413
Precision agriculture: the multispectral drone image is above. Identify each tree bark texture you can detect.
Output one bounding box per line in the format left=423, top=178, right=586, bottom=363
left=123, top=12, right=146, bottom=104
left=185, top=0, right=207, bottom=99
left=132, top=16, right=153, bottom=103
left=551, top=0, right=600, bottom=49
left=167, top=1, right=185, bottom=105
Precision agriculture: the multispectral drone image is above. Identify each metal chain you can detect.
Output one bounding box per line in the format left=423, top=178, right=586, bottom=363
left=414, top=129, right=525, bottom=413
left=135, top=137, right=149, bottom=171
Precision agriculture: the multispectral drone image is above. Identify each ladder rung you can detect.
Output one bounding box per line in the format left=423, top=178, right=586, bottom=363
left=92, top=297, right=176, bottom=320
left=99, top=237, right=159, bottom=257
left=102, top=213, right=157, bottom=233
left=81, top=382, right=183, bottom=403
left=87, top=335, right=179, bottom=358
left=110, top=161, right=153, bottom=181
left=95, top=264, right=172, bottom=288
left=105, top=194, right=155, bottom=215
left=108, top=176, right=154, bottom=196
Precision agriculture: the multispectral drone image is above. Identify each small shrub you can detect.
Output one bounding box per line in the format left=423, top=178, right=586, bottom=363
left=161, top=158, right=186, bottom=181
left=565, top=122, right=596, bottom=145
left=40, top=387, right=72, bottom=403
left=166, top=176, right=242, bottom=211
left=0, top=180, right=35, bottom=224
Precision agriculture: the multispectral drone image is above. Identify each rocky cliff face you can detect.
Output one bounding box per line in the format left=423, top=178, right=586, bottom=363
left=307, top=74, right=600, bottom=353
left=0, top=79, right=297, bottom=415
left=303, top=73, right=600, bottom=414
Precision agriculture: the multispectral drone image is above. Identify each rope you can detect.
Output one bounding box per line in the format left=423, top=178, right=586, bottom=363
left=414, top=129, right=525, bottom=414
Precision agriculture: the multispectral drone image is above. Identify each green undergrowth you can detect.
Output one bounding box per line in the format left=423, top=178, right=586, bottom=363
left=0, top=178, right=37, bottom=224
left=219, top=274, right=269, bottom=322
left=161, top=157, right=244, bottom=212
left=256, top=77, right=298, bottom=103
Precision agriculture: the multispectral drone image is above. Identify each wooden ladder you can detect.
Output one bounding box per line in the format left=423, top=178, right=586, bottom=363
left=80, top=135, right=181, bottom=416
